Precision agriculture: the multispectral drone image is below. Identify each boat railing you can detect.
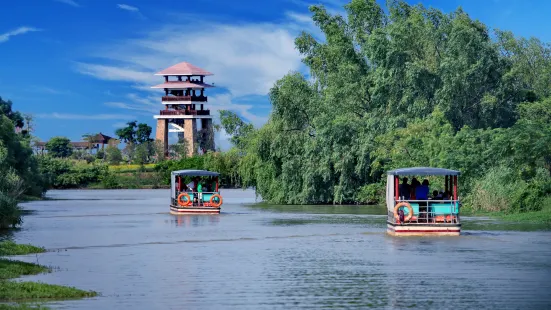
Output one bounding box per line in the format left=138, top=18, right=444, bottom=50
left=388, top=199, right=461, bottom=225
left=172, top=191, right=221, bottom=207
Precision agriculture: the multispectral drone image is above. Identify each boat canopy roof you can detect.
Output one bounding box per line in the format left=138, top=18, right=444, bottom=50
left=171, top=170, right=220, bottom=177
left=386, top=167, right=460, bottom=176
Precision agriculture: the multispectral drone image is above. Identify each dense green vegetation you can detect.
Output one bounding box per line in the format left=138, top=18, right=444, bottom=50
left=214, top=0, right=551, bottom=218
left=0, top=98, right=46, bottom=229
left=0, top=242, right=45, bottom=257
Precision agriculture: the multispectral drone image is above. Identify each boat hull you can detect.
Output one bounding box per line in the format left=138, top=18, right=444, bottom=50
left=386, top=222, right=460, bottom=236
left=170, top=205, right=221, bottom=215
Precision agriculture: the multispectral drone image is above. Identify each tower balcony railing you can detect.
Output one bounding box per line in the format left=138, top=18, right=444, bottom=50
left=162, top=96, right=208, bottom=102
left=159, top=109, right=211, bottom=116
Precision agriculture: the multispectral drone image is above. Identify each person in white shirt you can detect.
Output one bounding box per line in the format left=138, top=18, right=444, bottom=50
left=186, top=180, right=195, bottom=192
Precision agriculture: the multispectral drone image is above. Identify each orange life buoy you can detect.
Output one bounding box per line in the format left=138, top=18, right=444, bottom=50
left=394, top=202, right=413, bottom=222
left=177, top=193, right=191, bottom=207
left=209, top=194, right=223, bottom=208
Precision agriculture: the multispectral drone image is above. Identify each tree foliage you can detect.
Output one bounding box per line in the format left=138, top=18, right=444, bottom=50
left=0, top=97, right=24, bottom=128
left=115, top=121, right=153, bottom=144
left=226, top=0, right=551, bottom=209
left=0, top=99, right=46, bottom=228
left=45, top=136, right=73, bottom=158
left=219, top=110, right=254, bottom=150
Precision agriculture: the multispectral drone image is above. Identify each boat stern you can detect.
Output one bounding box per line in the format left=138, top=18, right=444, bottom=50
left=386, top=222, right=460, bottom=236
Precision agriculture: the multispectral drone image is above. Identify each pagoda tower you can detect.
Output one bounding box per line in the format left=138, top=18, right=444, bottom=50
left=152, top=62, right=215, bottom=157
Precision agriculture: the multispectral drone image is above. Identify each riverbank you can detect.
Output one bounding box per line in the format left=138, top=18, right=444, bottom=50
left=0, top=241, right=97, bottom=309
left=461, top=203, right=551, bottom=225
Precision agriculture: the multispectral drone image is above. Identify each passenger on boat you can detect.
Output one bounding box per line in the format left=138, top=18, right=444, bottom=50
left=197, top=181, right=203, bottom=204
left=410, top=178, right=420, bottom=199
left=416, top=180, right=430, bottom=222
left=415, top=179, right=430, bottom=200
left=399, top=177, right=410, bottom=200
left=186, top=179, right=195, bottom=192
left=432, top=190, right=443, bottom=200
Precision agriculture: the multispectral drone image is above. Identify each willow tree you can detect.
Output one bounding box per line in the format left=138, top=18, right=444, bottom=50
left=235, top=0, right=551, bottom=204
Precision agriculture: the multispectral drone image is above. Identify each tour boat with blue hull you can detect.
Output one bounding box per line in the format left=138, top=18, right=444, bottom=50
left=170, top=170, right=223, bottom=215
left=386, top=167, right=461, bottom=236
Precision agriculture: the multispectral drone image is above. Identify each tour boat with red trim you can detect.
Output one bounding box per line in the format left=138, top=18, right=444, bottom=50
left=170, top=170, right=223, bottom=215
left=386, top=167, right=461, bottom=236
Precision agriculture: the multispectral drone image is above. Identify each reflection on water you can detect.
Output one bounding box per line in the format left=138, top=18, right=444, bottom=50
left=11, top=189, right=551, bottom=309
left=171, top=215, right=221, bottom=228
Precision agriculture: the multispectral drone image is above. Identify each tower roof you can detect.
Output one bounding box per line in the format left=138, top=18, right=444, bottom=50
left=155, top=62, right=213, bottom=76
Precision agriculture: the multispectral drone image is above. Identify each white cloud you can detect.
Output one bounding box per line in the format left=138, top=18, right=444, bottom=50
left=0, top=27, right=41, bottom=43
left=117, top=4, right=139, bottom=12
left=75, top=20, right=304, bottom=98
left=112, top=122, right=128, bottom=129
left=36, top=113, right=134, bottom=120
left=284, top=11, right=325, bottom=41
left=285, top=11, right=313, bottom=24
left=208, top=94, right=268, bottom=128
left=54, top=0, right=80, bottom=7
left=74, top=63, right=154, bottom=84
left=75, top=12, right=319, bottom=137
left=104, top=93, right=160, bottom=114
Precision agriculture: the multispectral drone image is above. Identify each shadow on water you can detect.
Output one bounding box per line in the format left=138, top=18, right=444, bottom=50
left=249, top=203, right=387, bottom=215
left=461, top=217, right=551, bottom=232
left=268, top=216, right=385, bottom=227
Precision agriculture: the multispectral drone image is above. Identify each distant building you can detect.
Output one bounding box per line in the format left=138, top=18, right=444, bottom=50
left=33, top=132, right=118, bottom=154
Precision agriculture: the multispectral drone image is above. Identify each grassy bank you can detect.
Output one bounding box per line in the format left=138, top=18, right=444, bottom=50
left=461, top=202, right=551, bottom=225
left=0, top=241, right=97, bottom=309
left=90, top=171, right=167, bottom=189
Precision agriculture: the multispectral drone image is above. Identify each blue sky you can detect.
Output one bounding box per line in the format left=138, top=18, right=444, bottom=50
left=1, top=0, right=549, bottom=150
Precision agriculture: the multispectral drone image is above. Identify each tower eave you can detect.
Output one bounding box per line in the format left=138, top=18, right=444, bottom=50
left=154, top=73, right=214, bottom=76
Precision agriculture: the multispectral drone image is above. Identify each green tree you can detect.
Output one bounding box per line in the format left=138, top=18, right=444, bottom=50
left=105, top=145, right=122, bottom=165
left=82, top=133, right=96, bottom=151
left=115, top=121, right=153, bottom=144
left=168, top=142, right=187, bottom=160
left=509, top=98, right=551, bottom=176
left=122, top=141, right=136, bottom=163
left=0, top=96, right=24, bottom=128
left=0, top=97, right=47, bottom=228
left=133, top=142, right=152, bottom=165
left=219, top=110, right=254, bottom=150
left=115, top=121, right=138, bottom=144
left=45, top=136, right=73, bottom=158
left=231, top=0, right=551, bottom=207
left=136, top=123, right=153, bottom=144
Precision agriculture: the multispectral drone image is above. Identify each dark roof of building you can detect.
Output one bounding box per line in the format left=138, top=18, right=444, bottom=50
left=386, top=167, right=461, bottom=176
left=92, top=133, right=114, bottom=143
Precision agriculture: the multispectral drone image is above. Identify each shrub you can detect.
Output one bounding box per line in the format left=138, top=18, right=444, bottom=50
left=100, top=173, right=120, bottom=189
left=467, top=166, right=551, bottom=213
left=37, top=156, right=109, bottom=189
left=356, top=182, right=385, bottom=204
left=154, top=156, right=205, bottom=184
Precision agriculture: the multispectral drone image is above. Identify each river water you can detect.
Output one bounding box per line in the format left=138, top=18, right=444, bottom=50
left=11, top=189, right=551, bottom=309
